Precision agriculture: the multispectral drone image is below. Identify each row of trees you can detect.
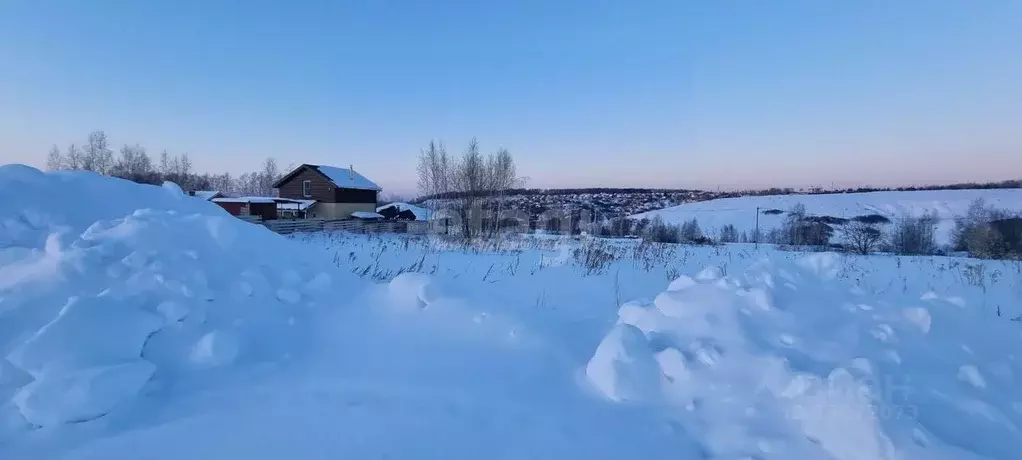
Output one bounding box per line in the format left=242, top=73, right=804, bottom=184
left=591, top=199, right=1020, bottom=260
left=594, top=215, right=716, bottom=244
left=44, top=131, right=286, bottom=197
left=778, top=199, right=1020, bottom=259
left=416, top=138, right=524, bottom=238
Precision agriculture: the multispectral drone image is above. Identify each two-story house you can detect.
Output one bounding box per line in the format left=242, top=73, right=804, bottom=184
left=272, top=164, right=381, bottom=219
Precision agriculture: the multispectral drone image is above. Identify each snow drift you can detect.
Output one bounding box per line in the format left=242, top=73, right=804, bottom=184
left=0, top=166, right=344, bottom=436
left=587, top=253, right=1022, bottom=459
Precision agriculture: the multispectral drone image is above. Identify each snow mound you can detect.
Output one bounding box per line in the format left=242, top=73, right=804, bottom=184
left=0, top=165, right=226, bottom=250
left=588, top=254, right=1022, bottom=459
left=0, top=167, right=345, bottom=429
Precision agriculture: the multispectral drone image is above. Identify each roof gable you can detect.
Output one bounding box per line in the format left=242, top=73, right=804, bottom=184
left=272, top=164, right=381, bottom=191
left=314, top=165, right=381, bottom=191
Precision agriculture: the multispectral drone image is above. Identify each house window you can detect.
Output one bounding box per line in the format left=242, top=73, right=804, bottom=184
left=302, top=180, right=311, bottom=197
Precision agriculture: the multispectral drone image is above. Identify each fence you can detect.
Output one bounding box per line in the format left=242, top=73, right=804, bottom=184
left=254, top=217, right=425, bottom=235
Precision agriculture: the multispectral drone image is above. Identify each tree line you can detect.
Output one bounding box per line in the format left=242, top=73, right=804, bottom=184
left=591, top=199, right=1021, bottom=260
left=413, top=180, right=1022, bottom=203
left=44, top=131, right=286, bottom=197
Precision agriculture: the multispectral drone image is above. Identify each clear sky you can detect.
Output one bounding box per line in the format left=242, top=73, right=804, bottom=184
left=2, top=1, right=1020, bottom=196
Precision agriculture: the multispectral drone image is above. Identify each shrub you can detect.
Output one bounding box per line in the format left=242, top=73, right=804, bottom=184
left=573, top=240, right=617, bottom=275
left=779, top=203, right=832, bottom=248
left=632, top=218, right=652, bottom=236
left=680, top=218, right=703, bottom=242
left=544, top=217, right=562, bottom=233
left=889, top=212, right=939, bottom=255
left=762, top=209, right=784, bottom=215
left=991, top=217, right=1022, bottom=255
left=643, top=216, right=681, bottom=243
left=719, top=224, right=740, bottom=243
left=595, top=216, right=632, bottom=238
left=840, top=220, right=884, bottom=255
left=951, top=198, right=1020, bottom=259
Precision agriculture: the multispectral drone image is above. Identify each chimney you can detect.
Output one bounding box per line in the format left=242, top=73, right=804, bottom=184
left=349, top=164, right=353, bottom=181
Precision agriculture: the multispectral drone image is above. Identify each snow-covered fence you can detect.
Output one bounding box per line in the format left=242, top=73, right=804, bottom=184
left=261, top=218, right=409, bottom=235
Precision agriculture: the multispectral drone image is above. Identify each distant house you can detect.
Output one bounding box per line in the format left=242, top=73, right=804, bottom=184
left=272, top=164, right=381, bottom=219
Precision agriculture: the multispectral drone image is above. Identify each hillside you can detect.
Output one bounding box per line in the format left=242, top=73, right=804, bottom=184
left=632, top=188, right=1022, bottom=246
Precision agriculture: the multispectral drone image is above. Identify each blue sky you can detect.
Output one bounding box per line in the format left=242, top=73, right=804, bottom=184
left=2, top=1, right=1020, bottom=196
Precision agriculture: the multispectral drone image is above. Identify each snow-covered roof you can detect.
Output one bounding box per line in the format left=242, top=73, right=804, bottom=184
left=212, top=196, right=277, bottom=204
left=376, top=202, right=430, bottom=220
left=314, top=165, right=381, bottom=191
left=191, top=190, right=221, bottom=200
left=275, top=199, right=317, bottom=210
left=351, top=211, right=384, bottom=219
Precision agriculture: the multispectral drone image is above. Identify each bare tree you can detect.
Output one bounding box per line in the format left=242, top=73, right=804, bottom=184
left=234, top=172, right=262, bottom=196
left=45, top=145, right=63, bottom=171
left=784, top=203, right=808, bottom=246
left=179, top=153, right=192, bottom=176
left=889, top=212, right=939, bottom=255
left=416, top=140, right=450, bottom=204
left=159, top=150, right=172, bottom=176
left=112, top=144, right=154, bottom=182
left=82, top=131, right=114, bottom=174
left=209, top=172, right=234, bottom=196
left=483, top=146, right=519, bottom=236
left=416, top=138, right=521, bottom=238
left=260, top=157, right=280, bottom=196
left=451, top=138, right=486, bottom=238
left=840, top=221, right=884, bottom=255
left=65, top=143, right=83, bottom=170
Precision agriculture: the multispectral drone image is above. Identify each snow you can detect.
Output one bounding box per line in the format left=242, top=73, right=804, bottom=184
left=351, top=211, right=384, bottom=219
left=275, top=198, right=316, bottom=210
left=190, top=190, right=221, bottom=200
left=13, top=361, right=155, bottom=426
left=633, top=188, right=1022, bottom=245
left=377, top=202, right=430, bottom=220
left=211, top=196, right=276, bottom=204
left=2, top=164, right=1022, bottom=459
left=314, top=165, right=381, bottom=191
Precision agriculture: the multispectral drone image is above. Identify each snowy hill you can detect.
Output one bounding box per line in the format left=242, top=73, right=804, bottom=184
left=632, top=188, right=1022, bottom=245
left=2, top=165, right=1022, bottom=459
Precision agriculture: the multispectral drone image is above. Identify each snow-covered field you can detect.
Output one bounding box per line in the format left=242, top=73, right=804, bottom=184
left=3, top=165, right=1022, bottom=459
left=633, top=189, right=1022, bottom=245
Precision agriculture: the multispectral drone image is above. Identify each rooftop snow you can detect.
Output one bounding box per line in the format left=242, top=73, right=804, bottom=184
left=314, top=165, right=381, bottom=191
left=191, top=191, right=221, bottom=200
left=276, top=199, right=317, bottom=210
left=351, top=211, right=384, bottom=219
left=212, top=197, right=277, bottom=204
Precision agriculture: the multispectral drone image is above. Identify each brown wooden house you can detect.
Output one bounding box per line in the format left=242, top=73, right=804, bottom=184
left=272, top=164, right=381, bottom=219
